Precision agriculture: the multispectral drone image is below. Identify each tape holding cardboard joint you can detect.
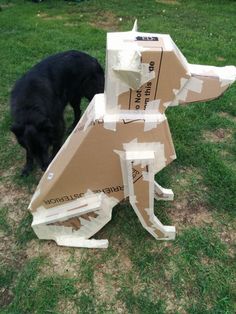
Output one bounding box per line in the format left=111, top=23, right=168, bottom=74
left=170, top=76, right=204, bottom=107
left=123, top=139, right=167, bottom=173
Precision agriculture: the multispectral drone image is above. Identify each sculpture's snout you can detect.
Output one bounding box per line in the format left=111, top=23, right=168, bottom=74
left=179, top=64, right=236, bottom=104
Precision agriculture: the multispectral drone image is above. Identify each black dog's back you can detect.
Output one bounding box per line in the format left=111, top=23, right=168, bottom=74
left=11, top=50, right=104, bottom=121
left=10, top=50, right=104, bottom=176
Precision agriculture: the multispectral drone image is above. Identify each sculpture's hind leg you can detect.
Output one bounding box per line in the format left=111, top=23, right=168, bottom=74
left=154, top=181, right=174, bottom=201
left=124, top=151, right=175, bottom=240
left=31, top=191, right=118, bottom=248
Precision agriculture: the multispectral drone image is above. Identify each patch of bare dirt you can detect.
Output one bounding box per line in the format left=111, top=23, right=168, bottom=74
left=37, top=12, right=65, bottom=20
left=168, top=167, right=213, bottom=230
left=156, top=0, right=180, bottom=4
left=200, top=256, right=215, bottom=266
left=26, top=240, right=81, bottom=277
left=0, top=172, right=29, bottom=267
left=114, top=300, right=127, bottom=314
left=0, top=183, right=29, bottom=233
left=0, top=287, right=14, bottom=308
left=90, top=11, right=122, bottom=31
left=219, top=223, right=236, bottom=258
left=149, top=264, right=188, bottom=314
left=219, top=149, right=231, bottom=158
left=94, top=270, right=117, bottom=303
left=165, top=292, right=187, bottom=314
left=0, top=180, right=30, bottom=227
left=0, top=182, right=25, bottom=206
left=220, top=229, right=235, bottom=247
left=0, top=233, right=27, bottom=308
left=216, top=56, right=226, bottom=61
left=93, top=248, right=133, bottom=303
left=218, top=111, right=236, bottom=122
left=0, top=234, right=18, bottom=265
left=169, top=202, right=213, bottom=230
left=64, top=22, right=80, bottom=27
left=219, top=151, right=236, bottom=171
left=56, top=299, right=77, bottom=314
left=0, top=3, right=14, bottom=9
left=203, top=128, right=233, bottom=143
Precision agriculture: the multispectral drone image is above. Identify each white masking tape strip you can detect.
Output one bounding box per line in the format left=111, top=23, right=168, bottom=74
left=142, top=170, right=152, bottom=182
left=145, top=99, right=160, bottom=111
left=187, top=77, right=204, bottom=93
left=113, top=149, right=129, bottom=197
left=123, top=139, right=167, bottom=173
left=56, top=236, right=109, bottom=249
left=171, top=39, right=189, bottom=70
left=189, top=64, right=236, bottom=88
left=170, top=75, right=203, bottom=106
left=32, top=194, right=101, bottom=225
left=144, top=101, right=166, bottom=130
left=112, top=49, right=142, bottom=90
left=104, top=114, right=118, bottom=131
left=101, top=194, right=119, bottom=210
left=126, top=160, right=135, bottom=199
left=94, top=93, right=106, bottom=119
left=126, top=150, right=154, bottom=168
left=141, top=63, right=156, bottom=86
left=103, top=110, right=166, bottom=131
left=125, top=150, right=155, bottom=161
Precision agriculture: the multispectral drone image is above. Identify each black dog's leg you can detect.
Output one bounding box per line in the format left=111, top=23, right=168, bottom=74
left=21, top=149, right=34, bottom=176
left=67, top=98, right=82, bottom=134
left=51, top=118, right=65, bottom=161
left=51, top=139, right=63, bottom=160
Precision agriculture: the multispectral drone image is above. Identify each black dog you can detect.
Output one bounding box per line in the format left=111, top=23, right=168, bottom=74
left=10, top=50, right=104, bottom=176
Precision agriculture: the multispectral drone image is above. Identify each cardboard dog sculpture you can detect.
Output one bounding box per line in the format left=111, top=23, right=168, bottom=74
left=28, top=23, right=236, bottom=248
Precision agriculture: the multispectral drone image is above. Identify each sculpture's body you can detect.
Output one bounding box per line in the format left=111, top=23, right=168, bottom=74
left=29, top=24, right=236, bottom=248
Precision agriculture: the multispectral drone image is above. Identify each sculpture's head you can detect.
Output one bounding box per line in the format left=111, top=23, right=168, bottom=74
left=105, top=21, right=236, bottom=114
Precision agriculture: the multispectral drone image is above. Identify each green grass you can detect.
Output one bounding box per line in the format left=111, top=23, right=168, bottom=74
left=0, top=0, right=235, bottom=313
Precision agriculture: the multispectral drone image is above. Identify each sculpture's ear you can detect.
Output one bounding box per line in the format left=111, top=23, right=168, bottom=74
left=132, top=19, right=138, bottom=32
left=10, top=123, right=24, bottom=137
left=112, top=50, right=142, bottom=89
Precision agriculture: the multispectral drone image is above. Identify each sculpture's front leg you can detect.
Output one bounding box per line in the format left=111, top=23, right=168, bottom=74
left=154, top=181, right=174, bottom=201
left=123, top=150, right=175, bottom=240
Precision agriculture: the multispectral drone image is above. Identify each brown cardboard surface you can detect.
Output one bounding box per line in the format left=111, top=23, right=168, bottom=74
left=30, top=118, right=175, bottom=211
left=182, top=75, right=229, bottom=104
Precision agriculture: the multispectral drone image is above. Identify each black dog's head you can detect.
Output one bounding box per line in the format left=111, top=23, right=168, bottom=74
left=11, top=119, right=53, bottom=172
left=82, top=60, right=105, bottom=101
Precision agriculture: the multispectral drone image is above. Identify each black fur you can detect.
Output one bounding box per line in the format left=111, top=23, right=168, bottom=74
left=10, top=50, right=104, bottom=176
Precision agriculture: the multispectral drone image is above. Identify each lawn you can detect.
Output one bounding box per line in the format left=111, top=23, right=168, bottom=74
left=0, top=0, right=235, bottom=313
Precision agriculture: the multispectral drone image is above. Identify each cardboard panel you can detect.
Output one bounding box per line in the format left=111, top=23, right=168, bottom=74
left=30, top=119, right=175, bottom=211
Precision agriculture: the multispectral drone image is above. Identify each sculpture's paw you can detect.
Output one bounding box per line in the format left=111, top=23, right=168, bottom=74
left=55, top=236, right=109, bottom=248
left=162, top=226, right=176, bottom=240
